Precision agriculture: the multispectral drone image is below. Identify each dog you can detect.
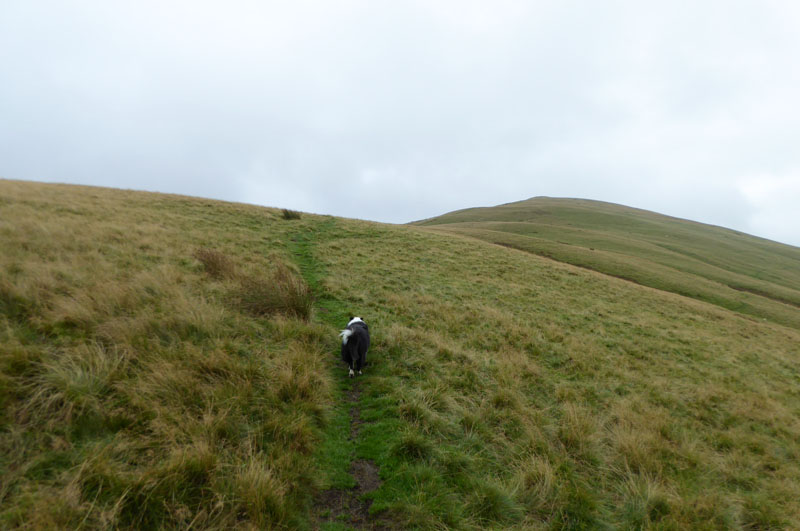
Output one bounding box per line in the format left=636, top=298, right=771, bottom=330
left=339, top=316, right=370, bottom=378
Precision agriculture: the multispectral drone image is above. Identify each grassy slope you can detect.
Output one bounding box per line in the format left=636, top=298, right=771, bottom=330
left=0, top=181, right=334, bottom=528
left=413, top=197, right=800, bottom=330
left=2, top=181, right=800, bottom=529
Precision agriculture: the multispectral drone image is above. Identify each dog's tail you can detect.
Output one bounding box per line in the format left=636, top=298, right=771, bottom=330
left=339, top=329, right=354, bottom=345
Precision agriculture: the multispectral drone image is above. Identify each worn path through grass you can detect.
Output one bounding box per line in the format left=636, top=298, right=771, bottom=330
left=287, top=219, right=385, bottom=529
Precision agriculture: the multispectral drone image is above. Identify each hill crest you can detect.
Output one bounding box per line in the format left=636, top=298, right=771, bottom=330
left=415, top=196, right=800, bottom=329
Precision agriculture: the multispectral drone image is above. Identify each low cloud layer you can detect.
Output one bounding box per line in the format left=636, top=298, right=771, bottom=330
left=2, top=1, right=799, bottom=246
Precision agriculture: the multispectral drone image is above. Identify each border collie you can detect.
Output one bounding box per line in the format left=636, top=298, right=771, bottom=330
left=340, top=316, right=370, bottom=378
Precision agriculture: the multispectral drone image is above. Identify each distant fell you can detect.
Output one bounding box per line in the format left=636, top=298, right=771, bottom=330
left=415, top=197, right=800, bottom=329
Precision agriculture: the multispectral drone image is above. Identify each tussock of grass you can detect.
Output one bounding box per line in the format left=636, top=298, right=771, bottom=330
left=193, top=247, right=237, bottom=279
left=514, top=455, right=557, bottom=512
left=619, top=473, right=673, bottom=527
left=281, top=208, right=302, bottom=220
left=391, top=430, right=434, bottom=461
left=466, top=479, right=523, bottom=524
left=194, top=246, right=313, bottom=320
left=234, top=261, right=313, bottom=320
left=235, top=460, right=288, bottom=526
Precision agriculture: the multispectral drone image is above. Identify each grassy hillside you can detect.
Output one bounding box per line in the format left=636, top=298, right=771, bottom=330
left=2, top=181, right=800, bottom=529
left=0, top=181, right=334, bottom=528
left=414, top=197, right=800, bottom=331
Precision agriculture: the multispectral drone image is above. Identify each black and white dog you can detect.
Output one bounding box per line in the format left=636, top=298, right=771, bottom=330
left=340, top=316, right=369, bottom=378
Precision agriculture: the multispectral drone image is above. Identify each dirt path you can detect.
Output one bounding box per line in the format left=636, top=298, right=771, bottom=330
left=288, top=225, right=386, bottom=529
left=313, top=380, right=384, bottom=530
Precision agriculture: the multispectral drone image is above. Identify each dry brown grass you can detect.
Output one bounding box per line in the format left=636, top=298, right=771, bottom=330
left=194, top=247, right=237, bottom=279
left=194, top=245, right=313, bottom=320
left=234, top=261, right=313, bottom=320
left=0, top=180, right=333, bottom=528
left=281, top=208, right=302, bottom=220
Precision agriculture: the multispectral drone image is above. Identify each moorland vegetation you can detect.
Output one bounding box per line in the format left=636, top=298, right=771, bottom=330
left=1, top=180, right=799, bottom=529
left=415, top=197, right=800, bottom=330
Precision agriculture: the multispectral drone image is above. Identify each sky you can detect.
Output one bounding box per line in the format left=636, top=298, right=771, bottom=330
left=2, top=1, right=799, bottom=247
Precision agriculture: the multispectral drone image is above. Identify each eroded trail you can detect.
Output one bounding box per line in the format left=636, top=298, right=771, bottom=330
left=288, top=224, right=384, bottom=529
left=313, top=380, right=383, bottom=529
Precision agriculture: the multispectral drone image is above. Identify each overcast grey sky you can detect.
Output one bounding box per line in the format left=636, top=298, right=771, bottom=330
left=2, top=1, right=799, bottom=246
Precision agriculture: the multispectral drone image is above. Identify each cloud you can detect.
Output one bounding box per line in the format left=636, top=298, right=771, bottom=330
left=738, top=172, right=800, bottom=244
left=1, top=1, right=800, bottom=246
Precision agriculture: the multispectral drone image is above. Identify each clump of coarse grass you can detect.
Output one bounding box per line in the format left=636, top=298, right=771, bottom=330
left=514, top=455, right=557, bottom=514
left=739, top=493, right=788, bottom=529
left=193, top=248, right=312, bottom=320
left=619, top=473, right=673, bottom=528
left=273, top=341, right=330, bottom=408
left=24, top=342, right=124, bottom=423
left=465, top=479, right=523, bottom=525
left=399, top=398, right=431, bottom=425
left=235, top=460, right=289, bottom=526
left=557, top=402, right=600, bottom=461
left=194, top=247, right=237, bottom=279
left=235, top=261, right=313, bottom=320
left=391, top=430, right=433, bottom=461
left=0, top=278, right=36, bottom=323
left=281, top=209, right=302, bottom=220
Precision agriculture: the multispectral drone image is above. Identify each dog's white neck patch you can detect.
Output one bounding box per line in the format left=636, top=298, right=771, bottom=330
left=347, top=317, right=364, bottom=326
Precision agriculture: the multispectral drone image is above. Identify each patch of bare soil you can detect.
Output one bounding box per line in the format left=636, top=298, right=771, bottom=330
left=313, top=381, right=385, bottom=529
left=350, top=459, right=381, bottom=493
left=350, top=406, right=365, bottom=439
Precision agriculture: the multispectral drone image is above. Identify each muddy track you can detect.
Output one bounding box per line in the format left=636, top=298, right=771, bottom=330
left=289, top=227, right=387, bottom=529
left=313, top=380, right=384, bottom=530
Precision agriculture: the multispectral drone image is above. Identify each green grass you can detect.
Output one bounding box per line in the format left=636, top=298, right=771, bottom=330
left=287, top=218, right=362, bottom=493
left=2, top=180, right=800, bottom=528
left=414, top=197, right=800, bottom=330
left=313, top=220, right=800, bottom=528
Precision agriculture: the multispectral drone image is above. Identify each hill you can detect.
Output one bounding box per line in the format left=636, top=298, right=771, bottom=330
left=414, top=197, right=800, bottom=330
left=2, top=180, right=800, bottom=529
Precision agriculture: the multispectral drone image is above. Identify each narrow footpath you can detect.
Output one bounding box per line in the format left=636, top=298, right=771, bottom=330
left=313, top=379, right=383, bottom=529
left=287, top=222, right=384, bottom=530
